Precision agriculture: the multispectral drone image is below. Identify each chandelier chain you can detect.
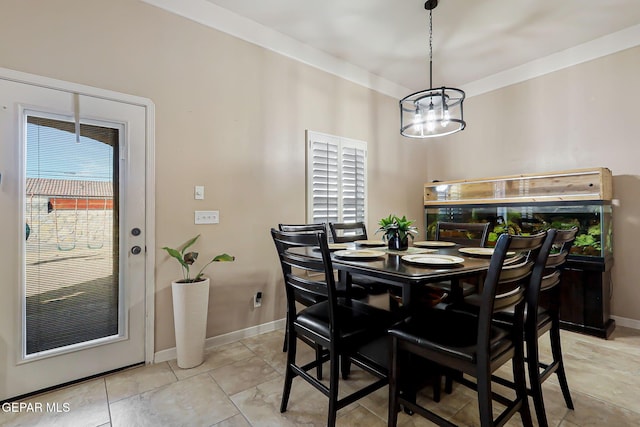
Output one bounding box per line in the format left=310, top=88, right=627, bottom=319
left=428, top=8, right=433, bottom=89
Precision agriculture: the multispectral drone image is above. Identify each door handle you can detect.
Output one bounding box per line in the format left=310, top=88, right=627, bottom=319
left=131, top=246, right=142, bottom=255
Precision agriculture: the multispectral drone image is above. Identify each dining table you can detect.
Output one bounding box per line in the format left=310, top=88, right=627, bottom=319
left=287, top=241, right=500, bottom=309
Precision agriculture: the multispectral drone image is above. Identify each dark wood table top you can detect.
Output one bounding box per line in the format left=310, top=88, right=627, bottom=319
left=287, top=243, right=496, bottom=306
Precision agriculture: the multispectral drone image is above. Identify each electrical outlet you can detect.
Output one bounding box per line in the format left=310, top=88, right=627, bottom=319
left=254, top=291, right=262, bottom=308
left=194, top=210, right=219, bottom=224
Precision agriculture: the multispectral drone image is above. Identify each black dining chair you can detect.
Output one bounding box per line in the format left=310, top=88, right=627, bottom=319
left=428, top=222, right=492, bottom=301
left=493, top=226, right=578, bottom=427
left=271, top=228, right=391, bottom=427
left=277, top=223, right=371, bottom=382
left=276, top=224, right=328, bottom=377
left=435, top=221, right=491, bottom=247
left=329, top=221, right=389, bottom=295
left=328, top=221, right=368, bottom=243
left=387, top=231, right=548, bottom=427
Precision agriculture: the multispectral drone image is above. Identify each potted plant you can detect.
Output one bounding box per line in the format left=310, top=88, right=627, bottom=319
left=162, top=234, right=234, bottom=368
left=376, top=214, right=418, bottom=251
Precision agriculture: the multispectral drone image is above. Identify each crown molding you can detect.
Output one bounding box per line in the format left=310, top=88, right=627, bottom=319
left=463, top=23, right=640, bottom=97
left=142, top=0, right=640, bottom=100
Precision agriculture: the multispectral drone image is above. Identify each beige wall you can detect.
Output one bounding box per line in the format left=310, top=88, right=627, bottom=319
left=2, top=1, right=638, bottom=355
left=425, top=46, right=640, bottom=322
left=0, top=0, right=431, bottom=352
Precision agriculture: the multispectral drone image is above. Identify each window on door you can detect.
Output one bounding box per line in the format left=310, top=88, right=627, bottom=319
left=306, top=131, right=367, bottom=224
left=25, top=113, right=121, bottom=357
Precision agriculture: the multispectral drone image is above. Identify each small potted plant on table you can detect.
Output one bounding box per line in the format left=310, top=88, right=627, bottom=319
left=377, top=214, right=418, bottom=251
left=162, top=235, right=234, bottom=368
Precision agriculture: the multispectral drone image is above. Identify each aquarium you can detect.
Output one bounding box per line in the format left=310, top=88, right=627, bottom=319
left=423, top=168, right=615, bottom=338
left=425, top=202, right=613, bottom=261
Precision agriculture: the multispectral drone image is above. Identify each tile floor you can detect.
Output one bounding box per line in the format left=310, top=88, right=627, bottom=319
left=3, top=324, right=640, bottom=426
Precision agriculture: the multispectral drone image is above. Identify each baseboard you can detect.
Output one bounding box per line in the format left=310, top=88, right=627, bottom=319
left=154, top=318, right=285, bottom=364
left=610, top=315, right=640, bottom=330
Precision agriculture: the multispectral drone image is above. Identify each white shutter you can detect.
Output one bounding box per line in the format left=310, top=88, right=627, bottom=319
left=341, top=144, right=366, bottom=223
left=306, top=131, right=367, bottom=224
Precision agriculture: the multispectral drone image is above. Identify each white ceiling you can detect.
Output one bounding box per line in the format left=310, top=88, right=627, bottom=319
left=146, top=0, right=640, bottom=97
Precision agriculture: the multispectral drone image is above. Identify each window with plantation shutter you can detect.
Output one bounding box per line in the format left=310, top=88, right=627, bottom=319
left=306, top=131, right=367, bottom=225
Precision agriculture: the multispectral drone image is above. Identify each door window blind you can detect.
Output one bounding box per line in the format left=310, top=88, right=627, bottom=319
left=306, top=131, right=367, bottom=224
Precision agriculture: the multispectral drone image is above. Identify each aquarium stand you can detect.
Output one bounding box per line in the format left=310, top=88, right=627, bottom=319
left=559, top=257, right=615, bottom=339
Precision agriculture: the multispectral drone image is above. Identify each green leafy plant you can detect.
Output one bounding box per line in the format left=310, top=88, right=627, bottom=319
left=376, top=214, right=418, bottom=242
left=162, top=234, right=234, bottom=283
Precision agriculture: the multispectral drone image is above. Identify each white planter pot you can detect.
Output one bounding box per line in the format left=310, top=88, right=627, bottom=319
left=171, top=278, right=210, bottom=369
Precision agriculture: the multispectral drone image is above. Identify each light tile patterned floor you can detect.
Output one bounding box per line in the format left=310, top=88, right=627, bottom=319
left=3, top=325, right=640, bottom=426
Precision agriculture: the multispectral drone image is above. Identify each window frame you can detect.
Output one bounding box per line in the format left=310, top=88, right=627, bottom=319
left=305, top=130, right=368, bottom=225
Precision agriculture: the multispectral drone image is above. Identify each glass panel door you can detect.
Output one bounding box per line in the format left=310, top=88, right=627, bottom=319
left=25, top=115, right=121, bottom=357
left=0, top=76, right=148, bottom=401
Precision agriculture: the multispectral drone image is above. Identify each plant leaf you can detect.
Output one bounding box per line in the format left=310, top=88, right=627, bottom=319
left=184, top=251, right=198, bottom=265
left=180, top=235, right=200, bottom=255
left=194, top=253, right=235, bottom=281
left=162, top=246, right=188, bottom=269
left=212, top=253, right=235, bottom=262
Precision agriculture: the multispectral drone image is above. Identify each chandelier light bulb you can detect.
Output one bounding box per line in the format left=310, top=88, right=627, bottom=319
left=441, top=106, right=450, bottom=127
left=413, top=108, right=422, bottom=124
left=426, top=104, right=436, bottom=132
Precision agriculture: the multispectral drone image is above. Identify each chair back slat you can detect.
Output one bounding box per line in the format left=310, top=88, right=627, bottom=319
left=540, top=270, right=561, bottom=291
left=279, top=223, right=326, bottom=233
left=435, top=222, right=491, bottom=247
left=329, top=222, right=368, bottom=243
left=546, top=251, right=569, bottom=269
left=285, top=273, right=329, bottom=299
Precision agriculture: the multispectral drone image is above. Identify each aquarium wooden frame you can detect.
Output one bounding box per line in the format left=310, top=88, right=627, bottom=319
left=424, top=167, right=612, bottom=206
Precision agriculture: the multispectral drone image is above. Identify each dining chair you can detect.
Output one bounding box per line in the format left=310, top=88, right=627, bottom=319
left=435, top=221, right=491, bottom=247
left=276, top=223, right=328, bottom=377
left=387, top=231, right=548, bottom=427
left=429, top=222, right=491, bottom=301
left=329, top=221, right=368, bottom=243
left=329, top=221, right=389, bottom=295
left=493, top=226, right=578, bottom=427
left=271, top=228, right=391, bottom=427
left=277, top=222, right=370, bottom=383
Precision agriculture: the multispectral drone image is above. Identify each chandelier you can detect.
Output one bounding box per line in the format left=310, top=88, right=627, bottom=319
left=400, top=0, right=466, bottom=138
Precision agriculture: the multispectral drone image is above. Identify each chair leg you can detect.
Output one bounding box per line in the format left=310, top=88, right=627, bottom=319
left=315, top=344, right=324, bottom=380
left=282, top=311, right=289, bottom=352
left=388, top=337, right=401, bottom=427
left=445, top=375, right=454, bottom=394
left=476, top=365, right=495, bottom=427
left=550, top=319, right=574, bottom=410
left=432, top=375, right=442, bottom=403
left=341, top=354, right=352, bottom=379
left=280, top=330, right=297, bottom=413
left=513, top=339, right=533, bottom=427
left=526, top=334, right=548, bottom=427
left=327, top=346, right=340, bottom=427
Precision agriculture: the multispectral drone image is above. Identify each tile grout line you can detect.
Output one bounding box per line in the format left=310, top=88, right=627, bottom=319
left=102, top=378, right=113, bottom=427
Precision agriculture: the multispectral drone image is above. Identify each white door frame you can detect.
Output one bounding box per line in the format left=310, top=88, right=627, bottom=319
left=0, top=66, right=156, bottom=365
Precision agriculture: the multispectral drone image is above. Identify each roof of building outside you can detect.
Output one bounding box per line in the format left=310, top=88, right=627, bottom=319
left=26, top=178, right=113, bottom=198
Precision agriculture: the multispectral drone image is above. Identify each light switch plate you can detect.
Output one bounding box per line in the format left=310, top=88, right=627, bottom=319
left=194, top=210, right=219, bottom=224
left=194, top=185, right=204, bottom=200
